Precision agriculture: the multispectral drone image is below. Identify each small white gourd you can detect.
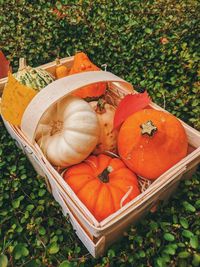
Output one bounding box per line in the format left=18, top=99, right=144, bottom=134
left=35, top=95, right=100, bottom=167
left=89, top=99, right=118, bottom=154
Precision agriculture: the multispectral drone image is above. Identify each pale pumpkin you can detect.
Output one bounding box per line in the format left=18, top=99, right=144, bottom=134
left=89, top=99, right=118, bottom=154
left=35, top=95, right=100, bottom=167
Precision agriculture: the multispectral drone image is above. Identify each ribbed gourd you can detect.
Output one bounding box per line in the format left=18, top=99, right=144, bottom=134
left=13, top=58, right=55, bottom=91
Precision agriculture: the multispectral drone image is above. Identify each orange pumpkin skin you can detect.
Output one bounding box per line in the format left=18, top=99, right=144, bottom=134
left=118, top=109, right=188, bottom=180
left=69, top=52, right=106, bottom=98
left=63, top=154, right=140, bottom=221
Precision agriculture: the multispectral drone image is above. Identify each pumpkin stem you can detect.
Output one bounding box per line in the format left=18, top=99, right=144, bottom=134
left=51, top=120, right=63, bottom=135
left=140, top=120, right=157, bottom=137
left=75, top=50, right=82, bottom=55
left=19, top=58, right=27, bottom=70
left=98, top=166, right=113, bottom=183
left=56, top=58, right=61, bottom=66
left=101, top=63, right=107, bottom=71
left=96, top=99, right=106, bottom=114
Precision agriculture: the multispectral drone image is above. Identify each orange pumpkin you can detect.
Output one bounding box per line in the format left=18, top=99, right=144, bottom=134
left=69, top=52, right=106, bottom=98
left=63, top=154, right=140, bottom=221
left=118, top=109, right=188, bottom=180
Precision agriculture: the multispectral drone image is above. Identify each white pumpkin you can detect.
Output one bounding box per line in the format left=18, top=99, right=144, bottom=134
left=35, top=95, right=100, bottom=167
left=89, top=99, right=118, bottom=154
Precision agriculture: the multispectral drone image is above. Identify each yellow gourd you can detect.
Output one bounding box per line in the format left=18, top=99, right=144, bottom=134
left=55, top=58, right=69, bottom=79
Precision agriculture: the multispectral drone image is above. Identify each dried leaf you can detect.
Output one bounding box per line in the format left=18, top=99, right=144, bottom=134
left=1, top=72, right=37, bottom=125
left=113, top=91, right=151, bottom=129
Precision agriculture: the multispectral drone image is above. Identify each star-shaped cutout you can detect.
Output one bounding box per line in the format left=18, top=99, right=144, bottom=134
left=140, top=120, right=157, bottom=137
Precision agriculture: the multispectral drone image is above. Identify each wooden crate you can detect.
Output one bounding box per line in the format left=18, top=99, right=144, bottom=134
left=1, top=57, right=200, bottom=257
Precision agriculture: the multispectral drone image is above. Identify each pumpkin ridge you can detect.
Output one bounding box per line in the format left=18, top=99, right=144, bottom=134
left=74, top=178, right=103, bottom=216
left=61, top=134, right=83, bottom=154
left=64, top=109, right=96, bottom=118
left=24, top=72, right=34, bottom=88
left=65, top=164, right=93, bottom=176
left=62, top=132, right=94, bottom=154
left=92, top=183, right=104, bottom=214
left=64, top=128, right=99, bottom=138
left=92, top=182, right=109, bottom=220
left=75, top=176, right=97, bottom=195
left=45, top=135, right=84, bottom=166
left=84, top=156, right=98, bottom=171
left=95, top=154, right=111, bottom=174
left=46, top=136, right=78, bottom=166
left=109, top=172, right=139, bottom=187
left=108, top=185, right=119, bottom=212
left=109, top=184, right=133, bottom=211
left=66, top=171, right=93, bottom=179
left=105, top=185, right=116, bottom=216
left=65, top=174, right=94, bottom=193
left=35, top=71, right=50, bottom=87
left=110, top=182, right=139, bottom=202
left=109, top=184, right=128, bottom=198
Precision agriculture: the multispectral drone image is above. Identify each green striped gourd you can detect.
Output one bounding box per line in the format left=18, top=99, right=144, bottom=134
left=13, top=58, right=55, bottom=91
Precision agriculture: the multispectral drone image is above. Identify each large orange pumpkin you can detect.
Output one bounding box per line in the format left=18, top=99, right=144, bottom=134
left=69, top=52, right=107, bottom=98
left=118, top=109, right=188, bottom=180
left=63, top=154, right=140, bottom=221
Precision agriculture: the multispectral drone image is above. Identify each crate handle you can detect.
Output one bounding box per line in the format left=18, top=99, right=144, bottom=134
left=21, top=71, right=133, bottom=143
